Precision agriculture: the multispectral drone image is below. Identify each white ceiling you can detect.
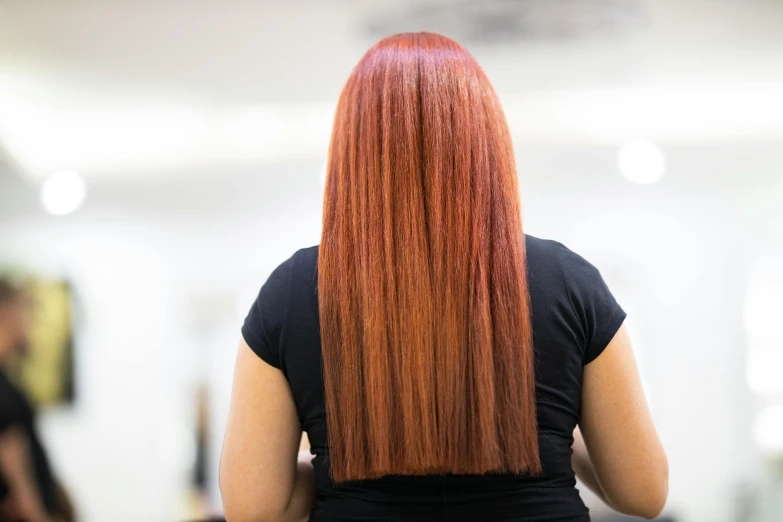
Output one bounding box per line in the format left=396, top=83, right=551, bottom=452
left=1, top=0, right=782, bottom=181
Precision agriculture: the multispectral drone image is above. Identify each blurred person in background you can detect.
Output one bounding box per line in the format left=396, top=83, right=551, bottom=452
left=220, top=33, right=668, bottom=522
left=0, top=279, right=72, bottom=522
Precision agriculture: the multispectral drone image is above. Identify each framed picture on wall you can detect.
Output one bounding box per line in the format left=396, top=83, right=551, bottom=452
left=10, top=279, right=75, bottom=407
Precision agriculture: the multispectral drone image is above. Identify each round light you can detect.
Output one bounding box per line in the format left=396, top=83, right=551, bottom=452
left=39, top=170, right=87, bottom=215
left=617, top=140, right=666, bottom=185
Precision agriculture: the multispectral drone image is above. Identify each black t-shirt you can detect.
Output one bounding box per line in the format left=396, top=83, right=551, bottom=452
left=0, top=371, right=58, bottom=514
left=242, top=235, right=626, bottom=522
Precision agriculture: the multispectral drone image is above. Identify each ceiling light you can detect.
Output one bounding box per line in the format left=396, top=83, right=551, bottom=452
left=617, top=140, right=666, bottom=184
left=39, top=170, right=87, bottom=215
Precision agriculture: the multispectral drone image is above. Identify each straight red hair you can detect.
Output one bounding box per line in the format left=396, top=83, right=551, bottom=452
left=319, top=32, right=540, bottom=482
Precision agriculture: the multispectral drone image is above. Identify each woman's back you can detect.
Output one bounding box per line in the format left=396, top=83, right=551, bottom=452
left=241, top=235, right=626, bottom=522
left=221, top=32, right=666, bottom=522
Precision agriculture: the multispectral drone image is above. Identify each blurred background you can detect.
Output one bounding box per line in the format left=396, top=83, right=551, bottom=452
left=0, top=0, right=781, bottom=521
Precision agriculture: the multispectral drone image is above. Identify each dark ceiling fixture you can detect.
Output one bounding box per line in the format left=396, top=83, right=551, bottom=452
left=365, top=0, right=647, bottom=45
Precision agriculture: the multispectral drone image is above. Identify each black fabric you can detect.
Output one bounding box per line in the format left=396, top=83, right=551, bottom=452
left=0, top=371, right=58, bottom=514
left=242, top=235, right=626, bottom=522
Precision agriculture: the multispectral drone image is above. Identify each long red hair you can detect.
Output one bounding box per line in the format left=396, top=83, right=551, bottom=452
left=319, top=32, right=540, bottom=482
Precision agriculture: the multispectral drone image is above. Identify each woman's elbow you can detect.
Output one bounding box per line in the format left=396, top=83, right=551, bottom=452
left=634, top=479, right=668, bottom=520
left=221, top=496, right=281, bottom=522
left=611, top=462, right=669, bottom=519
left=643, top=456, right=670, bottom=519
left=220, top=480, right=283, bottom=522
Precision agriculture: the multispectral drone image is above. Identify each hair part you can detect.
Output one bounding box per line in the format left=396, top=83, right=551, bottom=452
left=319, top=32, right=540, bottom=482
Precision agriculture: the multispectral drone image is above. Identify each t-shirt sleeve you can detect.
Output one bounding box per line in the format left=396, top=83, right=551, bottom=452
left=558, top=244, right=627, bottom=364
left=241, top=253, right=296, bottom=369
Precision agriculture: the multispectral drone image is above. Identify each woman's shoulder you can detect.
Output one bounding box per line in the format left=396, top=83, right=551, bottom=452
left=266, top=246, right=319, bottom=280
left=524, top=234, right=600, bottom=280
left=274, top=245, right=318, bottom=274
left=525, top=234, right=625, bottom=364
left=524, top=234, right=564, bottom=261
left=289, top=246, right=319, bottom=283
left=295, top=245, right=319, bottom=259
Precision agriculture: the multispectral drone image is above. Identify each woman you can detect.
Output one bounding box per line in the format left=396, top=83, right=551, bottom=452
left=0, top=279, right=75, bottom=522
left=220, top=32, right=668, bottom=522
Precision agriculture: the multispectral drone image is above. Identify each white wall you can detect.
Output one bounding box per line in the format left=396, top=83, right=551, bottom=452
left=0, top=144, right=778, bottom=522
left=0, top=160, right=325, bottom=522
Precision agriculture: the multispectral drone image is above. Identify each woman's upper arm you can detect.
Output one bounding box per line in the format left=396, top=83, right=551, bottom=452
left=580, top=324, right=669, bottom=519
left=220, top=339, right=301, bottom=522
